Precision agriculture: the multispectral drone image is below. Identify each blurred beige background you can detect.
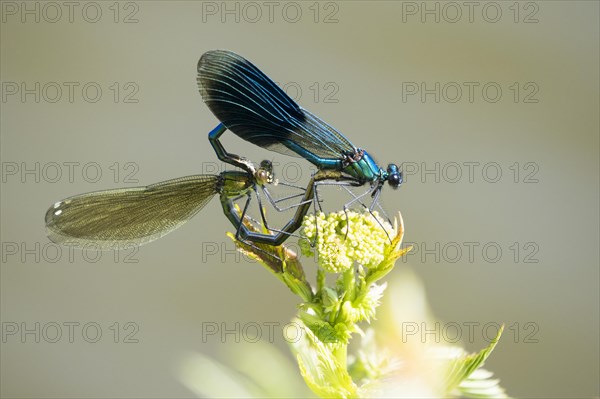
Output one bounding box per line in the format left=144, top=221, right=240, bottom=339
left=1, top=1, right=598, bottom=398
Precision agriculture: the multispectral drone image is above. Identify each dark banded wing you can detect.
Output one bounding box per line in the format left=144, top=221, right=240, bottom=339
left=197, top=50, right=356, bottom=162
left=45, top=175, right=219, bottom=249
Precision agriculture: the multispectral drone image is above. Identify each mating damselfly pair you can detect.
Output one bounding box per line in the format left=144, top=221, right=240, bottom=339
left=45, top=50, right=403, bottom=249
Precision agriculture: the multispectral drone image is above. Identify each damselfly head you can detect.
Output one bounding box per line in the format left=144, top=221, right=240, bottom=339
left=257, top=160, right=275, bottom=185
left=386, top=163, right=402, bottom=189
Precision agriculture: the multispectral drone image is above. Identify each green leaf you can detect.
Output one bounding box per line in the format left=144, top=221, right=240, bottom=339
left=456, top=368, right=510, bottom=399
left=298, top=311, right=340, bottom=344
left=291, top=319, right=358, bottom=398
left=445, top=325, right=508, bottom=398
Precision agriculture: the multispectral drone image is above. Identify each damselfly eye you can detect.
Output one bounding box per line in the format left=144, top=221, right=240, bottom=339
left=387, top=164, right=402, bottom=188
left=260, top=160, right=273, bottom=172
left=388, top=173, right=401, bottom=188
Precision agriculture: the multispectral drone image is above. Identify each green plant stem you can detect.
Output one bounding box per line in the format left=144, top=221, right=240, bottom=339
left=317, top=268, right=326, bottom=293
left=342, top=268, right=356, bottom=301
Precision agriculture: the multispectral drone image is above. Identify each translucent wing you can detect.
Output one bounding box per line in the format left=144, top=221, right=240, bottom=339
left=198, top=50, right=357, bottom=162
left=45, top=175, right=219, bottom=249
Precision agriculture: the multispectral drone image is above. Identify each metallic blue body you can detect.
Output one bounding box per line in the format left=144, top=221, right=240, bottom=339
left=342, top=150, right=382, bottom=183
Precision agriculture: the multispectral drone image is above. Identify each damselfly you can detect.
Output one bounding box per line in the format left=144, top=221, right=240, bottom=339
left=197, top=50, right=403, bottom=221
left=45, top=159, right=319, bottom=248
